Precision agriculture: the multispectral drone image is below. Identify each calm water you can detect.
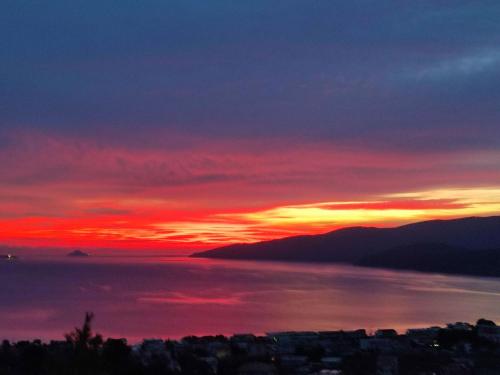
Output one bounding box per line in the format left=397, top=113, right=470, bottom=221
left=1, top=256, right=500, bottom=342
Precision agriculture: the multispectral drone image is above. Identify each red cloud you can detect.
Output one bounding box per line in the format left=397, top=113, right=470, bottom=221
left=0, top=130, right=499, bottom=250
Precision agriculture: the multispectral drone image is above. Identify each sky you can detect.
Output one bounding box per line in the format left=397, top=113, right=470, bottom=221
left=1, top=1, right=500, bottom=251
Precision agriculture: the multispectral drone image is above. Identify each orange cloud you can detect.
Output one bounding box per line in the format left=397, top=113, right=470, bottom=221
left=1, top=131, right=500, bottom=251
left=1, top=187, right=499, bottom=250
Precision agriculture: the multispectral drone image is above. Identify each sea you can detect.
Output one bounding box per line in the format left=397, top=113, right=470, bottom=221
left=1, top=255, right=500, bottom=342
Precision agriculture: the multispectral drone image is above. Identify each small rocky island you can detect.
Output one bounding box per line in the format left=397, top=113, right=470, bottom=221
left=67, top=250, right=90, bottom=257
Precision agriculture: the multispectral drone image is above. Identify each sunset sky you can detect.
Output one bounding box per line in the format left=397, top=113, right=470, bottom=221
left=2, top=1, right=500, bottom=251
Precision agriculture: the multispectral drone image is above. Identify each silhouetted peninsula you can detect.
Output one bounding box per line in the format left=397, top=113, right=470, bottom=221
left=356, top=243, right=500, bottom=277
left=192, top=216, right=500, bottom=277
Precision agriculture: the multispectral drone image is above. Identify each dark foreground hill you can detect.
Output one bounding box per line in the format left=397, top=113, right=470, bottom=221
left=192, top=216, right=500, bottom=276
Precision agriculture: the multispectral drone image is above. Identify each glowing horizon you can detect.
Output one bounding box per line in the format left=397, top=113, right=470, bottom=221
left=2, top=1, right=500, bottom=252
left=1, top=183, right=500, bottom=250
left=1, top=131, right=500, bottom=250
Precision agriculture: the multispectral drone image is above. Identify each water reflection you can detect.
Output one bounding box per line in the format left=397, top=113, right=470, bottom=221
left=1, top=256, right=500, bottom=342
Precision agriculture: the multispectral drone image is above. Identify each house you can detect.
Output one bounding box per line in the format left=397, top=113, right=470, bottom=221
left=320, top=356, right=342, bottom=369
left=360, top=338, right=399, bottom=352
left=200, top=356, right=218, bottom=374
left=280, top=354, right=309, bottom=367
left=477, top=324, right=500, bottom=343
left=406, top=327, right=440, bottom=346
left=237, top=361, right=277, bottom=375
left=377, top=355, right=398, bottom=375
left=133, top=339, right=179, bottom=371
left=447, top=322, right=473, bottom=331
left=232, top=334, right=257, bottom=351
left=375, top=329, right=398, bottom=339
left=206, top=341, right=232, bottom=359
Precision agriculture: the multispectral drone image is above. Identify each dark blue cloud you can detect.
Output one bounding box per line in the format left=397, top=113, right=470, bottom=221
left=1, top=0, right=500, bottom=150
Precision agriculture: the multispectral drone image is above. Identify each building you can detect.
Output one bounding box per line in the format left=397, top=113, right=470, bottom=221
left=237, top=361, right=277, bottom=375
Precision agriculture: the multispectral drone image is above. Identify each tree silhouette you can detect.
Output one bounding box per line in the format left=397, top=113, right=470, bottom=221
left=65, top=312, right=103, bottom=351
left=64, top=313, right=104, bottom=374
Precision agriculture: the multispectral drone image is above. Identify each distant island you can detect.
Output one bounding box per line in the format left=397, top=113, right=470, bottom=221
left=192, top=216, right=500, bottom=277
left=67, top=250, right=90, bottom=257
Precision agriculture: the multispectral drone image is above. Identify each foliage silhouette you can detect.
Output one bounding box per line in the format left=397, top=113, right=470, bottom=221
left=65, top=312, right=103, bottom=352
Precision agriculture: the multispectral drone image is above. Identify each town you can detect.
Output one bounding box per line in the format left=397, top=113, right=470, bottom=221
left=2, top=317, right=500, bottom=374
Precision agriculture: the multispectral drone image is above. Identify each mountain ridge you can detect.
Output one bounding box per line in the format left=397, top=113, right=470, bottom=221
left=191, top=216, right=500, bottom=276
